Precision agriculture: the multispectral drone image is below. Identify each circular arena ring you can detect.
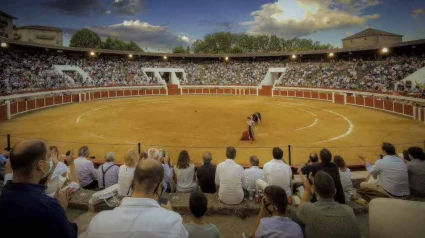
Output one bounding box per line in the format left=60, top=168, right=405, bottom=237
left=1, top=85, right=425, bottom=167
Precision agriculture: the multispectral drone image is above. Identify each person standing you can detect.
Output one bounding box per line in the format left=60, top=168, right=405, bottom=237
left=215, top=147, right=245, bottom=204
left=0, top=139, right=77, bottom=238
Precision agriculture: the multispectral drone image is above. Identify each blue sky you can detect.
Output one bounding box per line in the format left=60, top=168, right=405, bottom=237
left=2, top=0, right=425, bottom=52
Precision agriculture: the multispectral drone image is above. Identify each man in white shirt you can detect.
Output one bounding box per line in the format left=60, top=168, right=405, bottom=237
left=261, top=147, right=292, bottom=197
left=215, top=147, right=245, bottom=205
left=244, top=156, right=263, bottom=192
left=74, top=146, right=98, bottom=190
left=359, top=142, right=410, bottom=198
left=97, top=152, right=119, bottom=189
left=85, top=158, right=188, bottom=238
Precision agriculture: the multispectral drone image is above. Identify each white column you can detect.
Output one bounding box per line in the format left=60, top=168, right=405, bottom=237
left=344, top=93, right=347, bottom=105
left=6, top=100, right=11, bottom=120
left=332, top=92, right=335, bottom=104
left=79, top=94, right=82, bottom=103
left=413, top=107, right=417, bottom=120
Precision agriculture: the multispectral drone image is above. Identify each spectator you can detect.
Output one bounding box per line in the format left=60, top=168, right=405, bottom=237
left=173, top=150, right=197, bottom=193
left=253, top=185, right=303, bottom=238
left=299, top=148, right=346, bottom=204
left=97, top=152, right=119, bottom=189
left=294, top=171, right=361, bottom=238
left=261, top=147, right=292, bottom=197
left=406, top=147, right=425, bottom=196
left=118, top=149, right=139, bottom=196
left=0, top=151, right=8, bottom=183
left=197, top=152, right=216, bottom=193
left=243, top=155, right=263, bottom=192
left=74, top=146, right=98, bottom=190
left=215, top=147, right=245, bottom=204
left=86, top=158, right=188, bottom=238
left=307, top=153, right=319, bottom=165
left=334, top=155, right=353, bottom=202
left=147, top=148, right=173, bottom=192
left=0, top=139, right=77, bottom=238
left=45, top=146, right=70, bottom=195
left=359, top=142, right=410, bottom=198
left=139, top=151, right=148, bottom=161
left=185, top=191, right=221, bottom=238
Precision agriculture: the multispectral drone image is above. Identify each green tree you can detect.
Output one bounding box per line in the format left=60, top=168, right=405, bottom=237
left=127, top=41, right=143, bottom=52
left=186, top=46, right=190, bottom=53
left=70, top=28, right=101, bottom=48
left=193, top=40, right=206, bottom=53
left=172, top=46, right=186, bottom=53
left=230, top=45, right=243, bottom=53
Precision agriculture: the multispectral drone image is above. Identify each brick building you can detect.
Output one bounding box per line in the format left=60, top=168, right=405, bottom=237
left=0, top=10, right=17, bottom=39
left=342, top=28, right=403, bottom=49
left=15, top=25, right=63, bottom=46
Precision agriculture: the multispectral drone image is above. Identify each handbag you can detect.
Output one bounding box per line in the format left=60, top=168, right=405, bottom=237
left=89, top=183, right=120, bottom=207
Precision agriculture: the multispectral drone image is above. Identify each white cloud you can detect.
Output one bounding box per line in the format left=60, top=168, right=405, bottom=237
left=241, top=0, right=380, bottom=38
left=87, top=20, right=192, bottom=52
left=412, top=8, right=425, bottom=18
left=345, top=32, right=353, bottom=36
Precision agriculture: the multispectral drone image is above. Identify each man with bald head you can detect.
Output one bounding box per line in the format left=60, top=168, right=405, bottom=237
left=197, top=151, right=216, bottom=193
left=86, top=158, right=188, bottom=238
left=0, top=139, right=77, bottom=238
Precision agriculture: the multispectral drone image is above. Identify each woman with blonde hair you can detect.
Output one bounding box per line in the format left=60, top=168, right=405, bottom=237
left=173, top=150, right=197, bottom=193
left=117, top=149, right=139, bottom=196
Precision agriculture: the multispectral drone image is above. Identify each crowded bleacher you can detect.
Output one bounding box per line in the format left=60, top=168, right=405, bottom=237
left=1, top=140, right=424, bottom=237
left=2, top=50, right=425, bottom=96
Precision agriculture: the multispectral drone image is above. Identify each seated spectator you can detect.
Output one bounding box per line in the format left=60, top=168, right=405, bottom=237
left=74, top=146, right=98, bottom=190
left=294, top=171, right=361, bottom=238
left=97, top=152, right=119, bottom=189
left=253, top=185, right=303, bottom=238
left=197, top=152, right=216, bottom=193
left=406, top=147, right=425, bottom=196
left=185, top=191, right=221, bottom=238
left=307, top=153, right=319, bottom=165
left=118, top=149, right=139, bottom=196
left=359, top=142, right=410, bottom=198
left=139, top=151, right=148, bottom=161
left=299, top=148, right=346, bottom=204
left=148, top=148, right=173, bottom=192
left=86, top=158, right=188, bottom=238
left=215, top=147, right=245, bottom=205
left=173, top=150, right=197, bottom=193
left=243, top=155, right=263, bottom=192
left=261, top=147, right=292, bottom=197
left=45, top=146, right=70, bottom=195
left=0, top=139, right=77, bottom=237
left=334, top=155, right=353, bottom=202
left=0, top=151, right=8, bottom=183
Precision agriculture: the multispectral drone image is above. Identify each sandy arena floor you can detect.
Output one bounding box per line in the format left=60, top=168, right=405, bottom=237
left=1, top=95, right=424, bottom=166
